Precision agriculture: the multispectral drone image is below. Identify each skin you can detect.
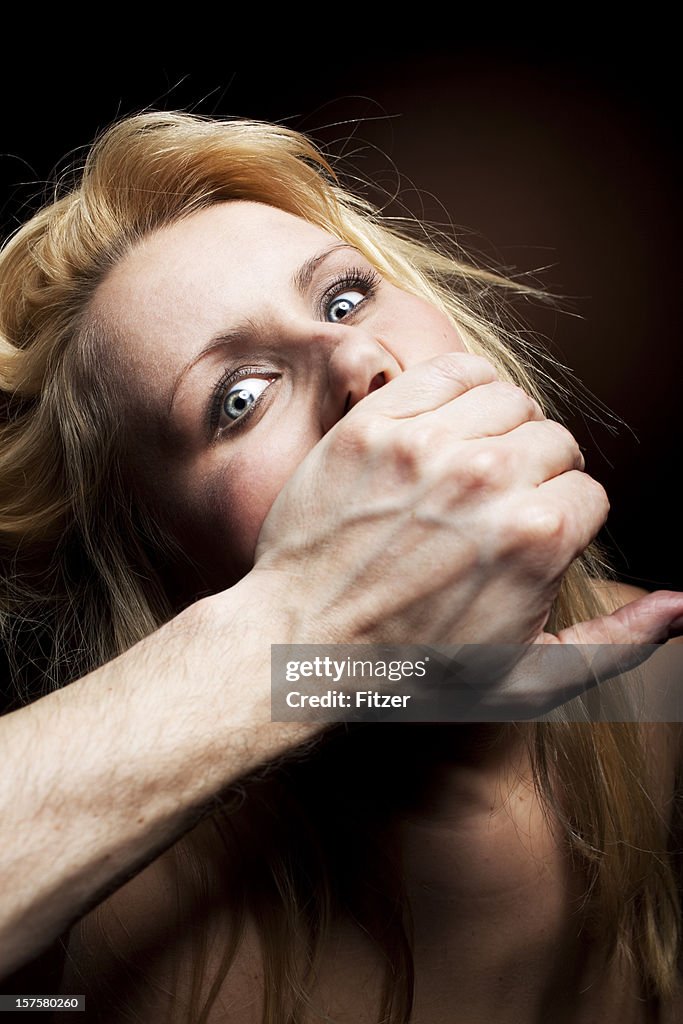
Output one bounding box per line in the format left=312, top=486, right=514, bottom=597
left=93, top=200, right=475, bottom=594
left=91, top=199, right=683, bottom=673
left=71, top=200, right=682, bottom=1021
left=5, top=199, right=683, bottom=1022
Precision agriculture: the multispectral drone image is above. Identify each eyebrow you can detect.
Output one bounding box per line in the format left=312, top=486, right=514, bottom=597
left=167, top=241, right=358, bottom=416
left=291, top=242, right=354, bottom=296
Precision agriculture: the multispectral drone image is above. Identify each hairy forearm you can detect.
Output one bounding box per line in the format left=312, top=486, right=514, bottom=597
left=0, top=574, right=312, bottom=979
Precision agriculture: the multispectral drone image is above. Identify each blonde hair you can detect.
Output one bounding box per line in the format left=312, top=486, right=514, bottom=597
left=0, top=111, right=678, bottom=1021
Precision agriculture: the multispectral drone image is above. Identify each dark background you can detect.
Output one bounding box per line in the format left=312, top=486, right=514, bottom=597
left=1, top=46, right=680, bottom=592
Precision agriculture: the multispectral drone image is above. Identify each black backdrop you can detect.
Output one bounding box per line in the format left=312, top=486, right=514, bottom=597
left=1, top=46, right=680, bottom=593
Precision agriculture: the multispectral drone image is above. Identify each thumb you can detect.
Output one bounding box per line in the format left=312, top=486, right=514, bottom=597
left=540, top=590, right=683, bottom=647
left=527, top=590, right=683, bottom=708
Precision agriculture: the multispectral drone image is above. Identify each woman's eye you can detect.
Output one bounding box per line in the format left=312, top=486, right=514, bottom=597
left=222, top=377, right=272, bottom=422
left=326, top=288, right=366, bottom=323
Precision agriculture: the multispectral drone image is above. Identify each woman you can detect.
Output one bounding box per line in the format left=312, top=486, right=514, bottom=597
left=1, top=111, right=681, bottom=1022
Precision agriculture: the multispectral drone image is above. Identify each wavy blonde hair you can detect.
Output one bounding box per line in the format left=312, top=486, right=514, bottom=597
left=0, top=111, right=679, bottom=1021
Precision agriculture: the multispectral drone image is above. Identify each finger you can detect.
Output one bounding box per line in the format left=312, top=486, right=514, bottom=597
left=426, top=379, right=545, bottom=439
left=495, top=640, right=652, bottom=718
left=430, top=423, right=585, bottom=502
left=517, top=592, right=683, bottom=714
left=520, top=470, right=610, bottom=568
left=498, top=419, right=585, bottom=482
left=553, top=591, right=683, bottom=646
left=360, top=352, right=499, bottom=419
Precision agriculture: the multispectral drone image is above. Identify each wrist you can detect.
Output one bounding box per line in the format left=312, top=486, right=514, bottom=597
left=196, top=563, right=302, bottom=647
left=180, top=567, right=316, bottom=746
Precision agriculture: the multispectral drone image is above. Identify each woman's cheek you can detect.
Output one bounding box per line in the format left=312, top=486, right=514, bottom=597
left=204, top=451, right=291, bottom=569
left=379, top=294, right=469, bottom=366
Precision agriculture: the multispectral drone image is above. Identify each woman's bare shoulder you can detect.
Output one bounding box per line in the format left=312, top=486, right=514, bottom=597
left=58, top=812, right=261, bottom=1023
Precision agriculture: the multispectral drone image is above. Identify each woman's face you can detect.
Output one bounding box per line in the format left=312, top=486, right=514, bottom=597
left=91, top=201, right=467, bottom=596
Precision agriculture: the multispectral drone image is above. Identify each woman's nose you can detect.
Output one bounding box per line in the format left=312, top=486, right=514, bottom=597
left=318, top=327, right=403, bottom=434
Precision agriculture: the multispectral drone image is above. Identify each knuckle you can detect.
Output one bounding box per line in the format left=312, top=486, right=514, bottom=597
left=543, top=417, right=567, bottom=436
left=459, top=446, right=506, bottom=490
left=387, top=432, right=430, bottom=479
left=544, top=420, right=584, bottom=465
left=430, top=351, right=497, bottom=387
left=496, top=381, right=537, bottom=415
left=586, top=475, right=610, bottom=515
left=332, top=411, right=377, bottom=458
left=334, top=412, right=439, bottom=482
left=382, top=427, right=431, bottom=481
left=544, top=419, right=576, bottom=446
left=507, top=503, right=566, bottom=551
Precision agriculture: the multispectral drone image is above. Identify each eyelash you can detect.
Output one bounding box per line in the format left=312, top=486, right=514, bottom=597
left=208, top=364, right=269, bottom=437
left=208, top=266, right=381, bottom=436
left=316, top=265, right=380, bottom=320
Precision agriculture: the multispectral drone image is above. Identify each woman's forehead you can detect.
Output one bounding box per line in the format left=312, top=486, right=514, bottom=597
left=86, top=202, right=342, bottom=400
left=90, top=201, right=339, bottom=337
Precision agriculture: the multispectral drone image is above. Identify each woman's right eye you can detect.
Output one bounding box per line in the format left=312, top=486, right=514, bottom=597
left=222, top=377, right=272, bottom=422
left=209, top=372, right=276, bottom=436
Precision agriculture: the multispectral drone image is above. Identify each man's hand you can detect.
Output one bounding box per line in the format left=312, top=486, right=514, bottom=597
left=254, top=351, right=677, bottom=646
left=251, top=351, right=683, bottom=716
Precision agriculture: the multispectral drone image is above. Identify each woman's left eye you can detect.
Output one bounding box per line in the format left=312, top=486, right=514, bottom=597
left=325, top=288, right=367, bottom=323
left=320, top=267, right=380, bottom=324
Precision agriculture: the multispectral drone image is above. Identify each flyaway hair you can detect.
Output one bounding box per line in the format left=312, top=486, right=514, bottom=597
left=0, top=111, right=679, bottom=1021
